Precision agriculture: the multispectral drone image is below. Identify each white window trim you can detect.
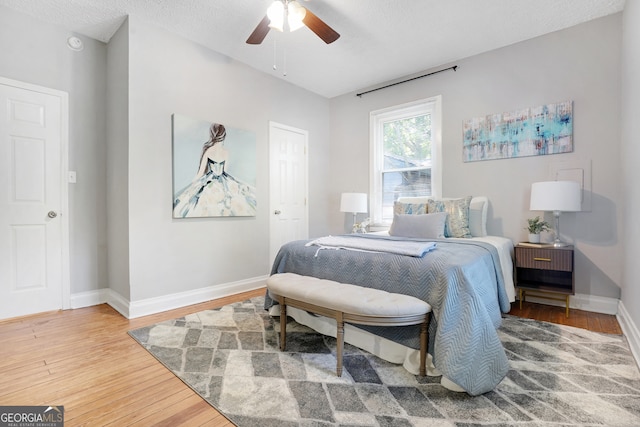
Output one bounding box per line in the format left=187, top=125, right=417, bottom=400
left=369, top=96, right=442, bottom=226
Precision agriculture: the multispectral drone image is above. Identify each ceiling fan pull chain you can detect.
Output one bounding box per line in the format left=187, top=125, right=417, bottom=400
left=283, top=49, right=287, bottom=76
left=273, top=38, right=277, bottom=70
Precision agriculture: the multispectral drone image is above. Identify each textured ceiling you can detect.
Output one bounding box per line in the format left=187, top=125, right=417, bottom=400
left=0, top=0, right=626, bottom=98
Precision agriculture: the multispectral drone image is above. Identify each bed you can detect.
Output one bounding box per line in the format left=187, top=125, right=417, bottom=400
left=265, top=196, right=515, bottom=396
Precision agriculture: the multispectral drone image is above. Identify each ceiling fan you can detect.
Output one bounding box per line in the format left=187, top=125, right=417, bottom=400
left=246, top=0, right=340, bottom=45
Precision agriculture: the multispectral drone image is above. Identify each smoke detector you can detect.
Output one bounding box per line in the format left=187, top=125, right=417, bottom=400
left=67, top=36, right=84, bottom=51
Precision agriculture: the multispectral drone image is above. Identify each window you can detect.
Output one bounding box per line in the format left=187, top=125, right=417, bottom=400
left=370, top=97, right=442, bottom=225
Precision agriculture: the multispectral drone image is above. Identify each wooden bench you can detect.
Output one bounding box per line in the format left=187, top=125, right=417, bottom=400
left=266, top=272, right=432, bottom=377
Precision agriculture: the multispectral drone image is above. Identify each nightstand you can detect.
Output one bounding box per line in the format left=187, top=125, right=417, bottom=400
left=514, top=244, right=574, bottom=317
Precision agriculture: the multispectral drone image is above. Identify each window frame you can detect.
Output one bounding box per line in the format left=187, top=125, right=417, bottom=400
left=369, top=96, right=442, bottom=226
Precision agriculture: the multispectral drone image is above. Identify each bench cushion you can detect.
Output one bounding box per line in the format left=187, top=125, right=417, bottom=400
left=267, top=272, right=431, bottom=317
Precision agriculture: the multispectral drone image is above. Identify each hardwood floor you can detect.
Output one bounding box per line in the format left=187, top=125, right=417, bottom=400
left=508, top=300, right=622, bottom=335
left=0, top=288, right=265, bottom=426
left=0, top=288, right=623, bottom=426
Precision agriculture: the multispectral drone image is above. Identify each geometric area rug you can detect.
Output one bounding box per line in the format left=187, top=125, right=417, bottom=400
left=128, top=296, right=640, bottom=426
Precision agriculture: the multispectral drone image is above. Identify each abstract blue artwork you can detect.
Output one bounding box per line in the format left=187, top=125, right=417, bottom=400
left=462, top=100, right=573, bottom=162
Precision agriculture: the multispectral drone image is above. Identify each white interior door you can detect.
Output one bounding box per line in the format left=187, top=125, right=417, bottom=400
left=269, top=122, right=308, bottom=269
left=0, top=77, right=69, bottom=320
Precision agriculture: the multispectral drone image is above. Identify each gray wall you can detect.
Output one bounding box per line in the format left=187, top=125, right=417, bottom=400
left=1, top=5, right=633, bottom=318
left=106, top=19, right=130, bottom=299
left=123, top=17, right=330, bottom=301
left=0, top=6, right=331, bottom=304
left=329, top=14, right=623, bottom=301
left=621, top=4, right=640, bottom=331
left=0, top=6, right=108, bottom=295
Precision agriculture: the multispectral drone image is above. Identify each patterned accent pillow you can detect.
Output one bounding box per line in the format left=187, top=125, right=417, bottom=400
left=427, top=196, right=473, bottom=238
left=393, top=201, right=427, bottom=215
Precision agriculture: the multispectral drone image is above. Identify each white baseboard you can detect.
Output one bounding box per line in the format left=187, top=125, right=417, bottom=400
left=107, top=288, right=132, bottom=319
left=70, top=288, right=109, bottom=309
left=617, top=301, right=640, bottom=369
left=69, top=287, right=130, bottom=318
left=69, top=275, right=268, bottom=319
left=520, top=292, right=619, bottom=315
left=124, top=275, right=268, bottom=319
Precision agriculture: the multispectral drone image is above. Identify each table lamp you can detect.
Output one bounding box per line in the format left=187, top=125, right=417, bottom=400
left=340, top=193, right=367, bottom=229
left=530, top=180, right=581, bottom=247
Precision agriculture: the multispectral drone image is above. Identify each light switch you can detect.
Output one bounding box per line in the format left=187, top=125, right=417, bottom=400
left=68, top=171, right=77, bottom=183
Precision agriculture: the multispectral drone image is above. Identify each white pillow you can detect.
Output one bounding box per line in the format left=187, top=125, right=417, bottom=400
left=468, top=196, right=488, bottom=237
left=397, top=196, right=488, bottom=237
left=389, top=212, right=447, bottom=239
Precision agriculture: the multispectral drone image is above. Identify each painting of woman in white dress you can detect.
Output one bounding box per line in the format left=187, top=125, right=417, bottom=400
left=172, top=114, right=257, bottom=218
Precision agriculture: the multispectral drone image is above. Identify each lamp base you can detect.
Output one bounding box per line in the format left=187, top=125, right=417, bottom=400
left=552, top=211, right=569, bottom=248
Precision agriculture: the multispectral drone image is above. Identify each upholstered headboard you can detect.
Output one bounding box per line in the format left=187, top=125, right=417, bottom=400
left=396, top=196, right=488, bottom=237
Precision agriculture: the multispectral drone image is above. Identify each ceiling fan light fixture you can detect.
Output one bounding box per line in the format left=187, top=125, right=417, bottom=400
left=267, top=1, right=284, bottom=32
left=246, top=0, right=339, bottom=45
left=287, top=1, right=306, bottom=32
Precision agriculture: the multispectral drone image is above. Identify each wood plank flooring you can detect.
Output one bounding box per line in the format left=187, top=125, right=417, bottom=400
left=0, top=288, right=265, bottom=426
left=508, top=301, right=622, bottom=335
left=0, top=288, right=622, bottom=426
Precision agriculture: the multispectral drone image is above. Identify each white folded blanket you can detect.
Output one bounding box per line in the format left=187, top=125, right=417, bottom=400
left=306, top=235, right=436, bottom=257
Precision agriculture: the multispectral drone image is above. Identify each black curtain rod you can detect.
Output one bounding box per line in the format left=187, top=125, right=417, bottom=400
left=356, top=65, right=458, bottom=97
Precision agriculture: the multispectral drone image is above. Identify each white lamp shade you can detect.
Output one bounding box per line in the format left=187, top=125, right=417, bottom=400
left=287, top=0, right=306, bottom=31
left=530, top=181, right=581, bottom=212
left=340, top=193, right=367, bottom=213
left=267, top=1, right=284, bottom=31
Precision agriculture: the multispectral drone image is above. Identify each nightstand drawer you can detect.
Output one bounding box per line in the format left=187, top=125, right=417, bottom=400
left=515, top=247, right=573, bottom=272
left=515, top=244, right=575, bottom=317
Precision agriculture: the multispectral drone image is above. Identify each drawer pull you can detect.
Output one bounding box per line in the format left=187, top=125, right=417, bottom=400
left=533, top=257, right=552, bottom=262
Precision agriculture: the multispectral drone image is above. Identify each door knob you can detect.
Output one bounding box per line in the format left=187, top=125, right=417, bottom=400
left=48, top=211, right=57, bottom=218
left=274, top=210, right=281, bottom=215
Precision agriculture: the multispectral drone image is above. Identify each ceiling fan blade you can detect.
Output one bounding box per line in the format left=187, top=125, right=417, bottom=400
left=246, top=15, right=271, bottom=44
left=302, top=8, right=340, bottom=44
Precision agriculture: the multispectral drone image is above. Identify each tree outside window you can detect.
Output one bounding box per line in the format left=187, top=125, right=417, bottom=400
left=370, top=97, right=441, bottom=225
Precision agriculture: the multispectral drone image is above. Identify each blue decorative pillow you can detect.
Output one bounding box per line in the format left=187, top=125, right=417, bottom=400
left=427, top=196, right=472, bottom=238
left=389, top=212, right=448, bottom=239
left=393, top=201, right=427, bottom=215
